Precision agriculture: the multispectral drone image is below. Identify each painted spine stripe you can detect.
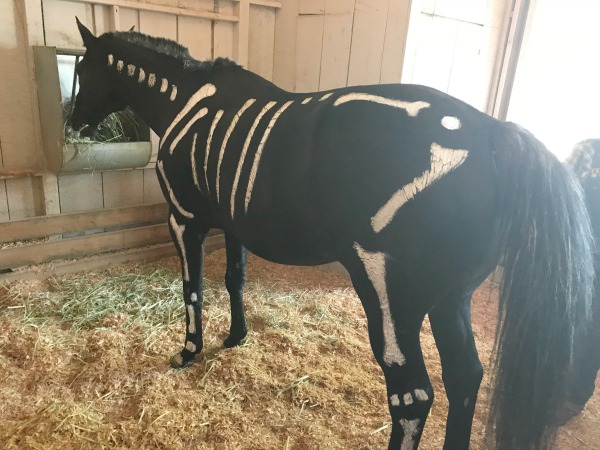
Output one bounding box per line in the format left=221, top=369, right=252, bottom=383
left=169, top=107, right=209, bottom=154
left=160, top=78, right=169, bottom=93
left=190, top=133, right=201, bottom=192
left=107, top=54, right=114, bottom=66
left=244, top=100, right=294, bottom=213
left=230, top=101, right=277, bottom=219
left=301, top=97, right=312, bottom=104
left=161, top=83, right=217, bottom=149
left=372, top=143, right=468, bottom=233
left=216, top=99, right=256, bottom=203
left=319, top=93, right=333, bottom=101
left=354, top=242, right=406, bottom=366
left=334, top=93, right=430, bottom=117
left=204, top=110, right=224, bottom=196
left=127, top=64, right=136, bottom=77
left=158, top=160, right=194, bottom=219
left=138, top=68, right=146, bottom=83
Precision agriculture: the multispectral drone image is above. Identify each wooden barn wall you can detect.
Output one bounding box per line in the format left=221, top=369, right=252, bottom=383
left=273, top=0, right=413, bottom=93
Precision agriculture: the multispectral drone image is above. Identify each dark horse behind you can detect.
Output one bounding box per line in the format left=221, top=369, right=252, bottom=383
left=71, top=20, right=595, bottom=450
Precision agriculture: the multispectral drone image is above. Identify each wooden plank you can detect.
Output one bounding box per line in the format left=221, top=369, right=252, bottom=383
left=143, top=168, right=165, bottom=204
left=119, top=7, right=140, bottom=31
left=72, top=0, right=239, bottom=22
left=58, top=172, right=104, bottom=213
left=299, top=0, right=325, bottom=15
left=319, top=0, right=355, bottom=90
left=23, top=0, right=46, bottom=45
left=295, top=14, right=325, bottom=92
left=93, top=4, right=111, bottom=34
left=234, top=0, right=250, bottom=67
left=214, top=1, right=235, bottom=59
left=139, top=8, right=177, bottom=39
left=177, top=16, right=212, bottom=60
left=0, top=223, right=172, bottom=269
left=272, top=0, right=298, bottom=90
left=347, top=0, right=390, bottom=86
left=380, top=0, right=412, bottom=84
left=248, top=5, right=276, bottom=80
left=5, top=178, right=36, bottom=220
left=43, top=0, right=94, bottom=47
left=0, top=203, right=168, bottom=243
left=102, top=170, right=144, bottom=208
left=0, top=233, right=225, bottom=285
left=0, top=180, right=9, bottom=222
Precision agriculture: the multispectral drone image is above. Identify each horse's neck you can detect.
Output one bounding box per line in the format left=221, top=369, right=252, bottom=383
left=110, top=49, right=204, bottom=136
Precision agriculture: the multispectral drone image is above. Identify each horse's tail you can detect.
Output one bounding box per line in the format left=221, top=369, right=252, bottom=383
left=488, top=121, right=595, bottom=449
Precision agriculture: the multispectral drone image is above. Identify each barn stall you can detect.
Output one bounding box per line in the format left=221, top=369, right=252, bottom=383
left=1, top=0, right=599, bottom=448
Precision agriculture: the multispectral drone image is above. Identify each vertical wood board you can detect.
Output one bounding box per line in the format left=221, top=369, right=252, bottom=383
left=58, top=172, right=104, bottom=213
left=178, top=16, right=212, bottom=60
left=295, top=14, right=324, bottom=92
left=5, top=177, right=36, bottom=220
left=214, top=1, right=235, bottom=58
left=248, top=5, right=276, bottom=80
left=42, top=0, right=93, bottom=47
left=272, top=0, right=298, bottom=90
left=102, top=170, right=144, bottom=208
left=0, top=180, right=9, bottom=222
left=119, top=7, right=140, bottom=31
left=299, top=0, right=326, bottom=15
left=380, top=0, right=412, bottom=83
left=319, top=9, right=354, bottom=90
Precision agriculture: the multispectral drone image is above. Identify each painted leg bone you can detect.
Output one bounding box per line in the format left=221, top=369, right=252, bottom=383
left=168, top=213, right=208, bottom=369
left=223, top=233, right=248, bottom=348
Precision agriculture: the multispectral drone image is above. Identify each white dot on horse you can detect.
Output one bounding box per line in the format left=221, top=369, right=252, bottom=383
left=414, top=389, right=429, bottom=402
left=116, top=60, right=124, bottom=72
left=138, top=68, right=146, bottom=83
left=107, top=54, right=114, bottom=66
left=390, top=394, right=400, bottom=406
left=441, top=115, right=462, bottom=130
left=403, top=392, right=414, bottom=406
left=170, top=85, right=177, bottom=101
left=147, top=73, right=156, bottom=87
left=127, top=64, right=135, bottom=77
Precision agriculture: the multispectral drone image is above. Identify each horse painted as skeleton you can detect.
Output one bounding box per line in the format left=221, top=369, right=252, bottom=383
left=71, top=20, right=595, bottom=450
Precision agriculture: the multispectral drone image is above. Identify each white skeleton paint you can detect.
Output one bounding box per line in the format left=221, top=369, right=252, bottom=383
left=414, top=389, right=429, bottom=402
left=190, top=133, right=201, bottom=191
left=390, top=394, right=400, bottom=406
left=160, top=78, right=169, bottom=93
left=185, top=341, right=196, bottom=352
left=230, top=101, right=278, bottom=218
left=127, top=64, right=135, bottom=77
left=107, top=54, right=114, bottom=66
left=354, top=242, right=406, bottom=366
left=138, top=68, right=146, bottom=83
left=334, top=93, right=430, bottom=117
left=372, top=143, right=469, bottom=233
left=158, top=161, right=194, bottom=219
left=169, top=107, right=208, bottom=154
left=186, top=304, right=196, bottom=334
left=302, top=97, right=312, bottom=104
left=191, top=292, right=198, bottom=302
left=399, top=418, right=420, bottom=450
left=169, top=214, right=190, bottom=281
left=216, top=99, right=256, bottom=203
left=441, top=115, right=461, bottom=130
left=170, top=85, right=178, bottom=101
left=244, top=100, right=294, bottom=213
left=404, top=392, right=414, bottom=406
left=319, top=93, right=333, bottom=101
left=148, top=73, right=157, bottom=87
left=161, top=83, right=217, bottom=149
left=204, top=110, right=224, bottom=195
left=116, top=60, right=124, bottom=72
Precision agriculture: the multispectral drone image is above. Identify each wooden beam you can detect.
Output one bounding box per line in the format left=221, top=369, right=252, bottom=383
left=233, top=0, right=250, bottom=67
left=70, top=0, right=239, bottom=22
left=0, top=234, right=224, bottom=284
left=0, top=203, right=168, bottom=243
left=234, top=0, right=282, bottom=8
left=0, top=223, right=173, bottom=270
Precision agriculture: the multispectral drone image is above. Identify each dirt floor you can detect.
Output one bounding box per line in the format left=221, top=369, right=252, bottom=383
left=0, top=248, right=598, bottom=449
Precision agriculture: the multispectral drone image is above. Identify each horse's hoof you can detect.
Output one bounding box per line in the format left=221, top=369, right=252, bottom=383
left=223, top=333, right=247, bottom=348
left=169, top=353, right=196, bottom=369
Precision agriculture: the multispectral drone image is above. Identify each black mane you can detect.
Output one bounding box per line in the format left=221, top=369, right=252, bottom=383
left=102, top=30, right=238, bottom=71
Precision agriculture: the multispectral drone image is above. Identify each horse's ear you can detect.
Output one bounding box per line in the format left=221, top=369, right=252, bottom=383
left=76, top=17, right=97, bottom=47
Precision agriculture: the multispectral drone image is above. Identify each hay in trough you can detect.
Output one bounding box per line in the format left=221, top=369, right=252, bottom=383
left=0, top=249, right=598, bottom=449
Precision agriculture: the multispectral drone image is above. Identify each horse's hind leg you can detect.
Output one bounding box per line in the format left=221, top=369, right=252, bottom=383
left=343, top=244, right=434, bottom=450
left=168, top=212, right=209, bottom=369
left=223, top=232, right=248, bottom=348
left=429, top=293, right=483, bottom=450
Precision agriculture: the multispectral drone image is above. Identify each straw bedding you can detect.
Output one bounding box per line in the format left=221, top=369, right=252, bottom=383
left=0, top=248, right=597, bottom=449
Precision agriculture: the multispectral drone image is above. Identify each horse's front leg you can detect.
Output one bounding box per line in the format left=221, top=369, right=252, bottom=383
left=223, top=232, right=248, bottom=348
left=168, top=212, right=209, bottom=369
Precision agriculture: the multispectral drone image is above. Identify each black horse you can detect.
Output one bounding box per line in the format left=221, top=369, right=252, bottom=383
left=71, top=20, right=594, bottom=450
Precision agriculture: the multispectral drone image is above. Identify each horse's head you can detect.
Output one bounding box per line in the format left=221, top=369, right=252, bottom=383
left=71, top=18, right=128, bottom=136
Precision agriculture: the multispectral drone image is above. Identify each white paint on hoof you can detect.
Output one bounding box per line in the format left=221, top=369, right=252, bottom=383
left=172, top=354, right=184, bottom=367
left=116, top=60, right=124, bottom=72
left=216, top=99, right=256, bottom=203
left=170, top=85, right=178, bottom=102
left=371, top=142, right=469, bottom=233
left=245, top=100, right=294, bottom=213
left=334, top=93, right=430, bottom=117
left=399, top=418, right=420, bottom=450
left=204, top=110, right=224, bottom=195
left=414, top=389, right=429, bottom=402
left=127, top=64, right=136, bottom=77
left=319, top=93, right=333, bottom=101
left=302, top=97, right=312, bottom=104
left=138, top=68, right=146, bottom=83
left=231, top=101, right=277, bottom=219
left=186, top=304, right=196, bottom=334
left=169, top=107, right=208, bottom=154
left=191, top=292, right=198, bottom=302
left=441, top=115, right=461, bottom=130
left=169, top=214, right=189, bottom=282
left=161, top=83, right=217, bottom=148
left=185, top=341, right=196, bottom=353
left=390, top=394, right=400, bottom=406
left=158, top=161, right=194, bottom=219
left=147, top=73, right=156, bottom=87
left=354, top=242, right=406, bottom=366
left=403, top=392, right=414, bottom=406
left=107, top=54, right=114, bottom=66
left=160, top=78, right=169, bottom=93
